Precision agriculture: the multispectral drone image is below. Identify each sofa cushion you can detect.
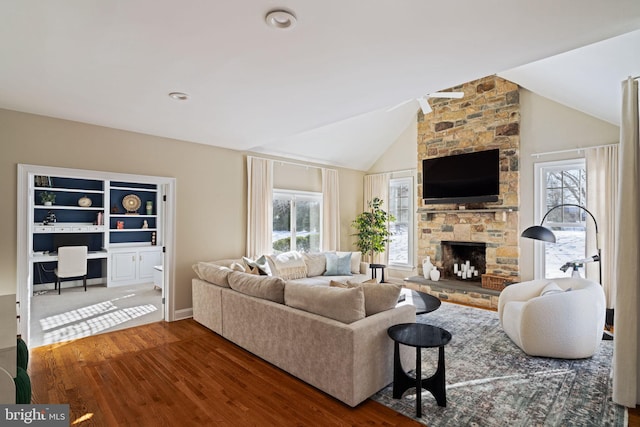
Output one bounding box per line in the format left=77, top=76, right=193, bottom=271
left=285, top=282, right=365, bottom=324
left=268, top=251, right=308, bottom=280
left=331, top=280, right=401, bottom=316
left=228, top=271, right=285, bottom=303
left=324, top=252, right=352, bottom=276
left=303, top=252, right=327, bottom=277
left=338, top=251, right=362, bottom=274
left=242, top=255, right=272, bottom=276
left=192, top=262, right=232, bottom=288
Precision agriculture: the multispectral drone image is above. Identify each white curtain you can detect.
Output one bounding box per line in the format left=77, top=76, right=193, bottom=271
left=246, top=156, right=273, bottom=258
left=585, top=144, right=618, bottom=308
left=363, top=173, right=390, bottom=264
left=613, top=77, right=640, bottom=407
left=321, top=168, right=340, bottom=251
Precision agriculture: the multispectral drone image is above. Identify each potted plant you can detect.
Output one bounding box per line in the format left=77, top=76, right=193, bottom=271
left=40, top=191, right=56, bottom=206
left=351, top=197, right=395, bottom=263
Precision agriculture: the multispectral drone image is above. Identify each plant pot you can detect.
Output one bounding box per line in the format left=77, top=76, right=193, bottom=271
left=44, top=201, right=52, bottom=206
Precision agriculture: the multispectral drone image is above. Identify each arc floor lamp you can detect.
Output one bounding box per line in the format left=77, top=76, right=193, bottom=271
left=521, top=203, right=601, bottom=285
left=521, top=203, right=612, bottom=340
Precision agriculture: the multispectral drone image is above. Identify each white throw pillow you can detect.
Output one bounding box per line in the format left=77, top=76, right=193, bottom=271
left=268, top=251, right=308, bottom=280
left=303, top=252, right=326, bottom=277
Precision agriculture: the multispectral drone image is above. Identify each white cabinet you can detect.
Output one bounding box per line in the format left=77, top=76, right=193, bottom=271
left=109, top=246, right=162, bottom=286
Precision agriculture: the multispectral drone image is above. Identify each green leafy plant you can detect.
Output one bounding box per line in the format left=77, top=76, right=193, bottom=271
left=40, top=191, right=56, bottom=204
left=351, top=197, right=395, bottom=263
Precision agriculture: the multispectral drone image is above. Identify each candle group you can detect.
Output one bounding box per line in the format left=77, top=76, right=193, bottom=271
left=453, top=261, right=479, bottom=279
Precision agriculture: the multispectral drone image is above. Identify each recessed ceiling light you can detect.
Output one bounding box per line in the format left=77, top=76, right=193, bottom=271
left=265, top=9, right=297, bottom=29
left=168, top=92, right=189, bottom=101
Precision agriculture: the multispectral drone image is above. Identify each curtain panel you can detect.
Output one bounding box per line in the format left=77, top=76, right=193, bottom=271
left=321, top=168, right=340, bottom=251
left=612, top=77, right=640, bottom=407
left=585, top=144, right=618, bottom=309
left=363, top=173, right=390, bottom=264
left=246, top=156, right=273, bottom=258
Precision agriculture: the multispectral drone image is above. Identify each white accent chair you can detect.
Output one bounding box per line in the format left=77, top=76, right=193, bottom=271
left=498, top=277, right=606, bottom=359
left=55, top=246, right=88, bottom=294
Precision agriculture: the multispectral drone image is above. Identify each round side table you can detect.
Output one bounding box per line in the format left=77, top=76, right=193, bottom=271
left=387, top=323, right=452, bottom=418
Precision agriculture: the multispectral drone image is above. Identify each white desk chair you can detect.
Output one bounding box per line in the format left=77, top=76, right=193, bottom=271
left=55, top=246, right=88, bottom=294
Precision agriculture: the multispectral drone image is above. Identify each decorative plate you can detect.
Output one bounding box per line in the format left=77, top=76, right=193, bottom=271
left=122, top=194, right=141, bottom=213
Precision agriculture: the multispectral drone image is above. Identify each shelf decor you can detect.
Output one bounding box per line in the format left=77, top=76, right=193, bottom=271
left=78, top=195, right=92, bottom=207
left=122, top=194, right=141, bottom=214
left=40, top=191, right=56, bottom=206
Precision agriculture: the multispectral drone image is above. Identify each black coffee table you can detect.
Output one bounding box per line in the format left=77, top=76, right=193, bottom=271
left=397, top=288, right=441, bottom=315
left=387, top=323, right=452, bottom=418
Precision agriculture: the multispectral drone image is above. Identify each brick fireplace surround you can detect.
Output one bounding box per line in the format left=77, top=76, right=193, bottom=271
left=406, top=76, right=520, bottom=309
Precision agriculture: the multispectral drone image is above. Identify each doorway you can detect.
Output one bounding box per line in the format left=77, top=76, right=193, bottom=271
left=17, top=164, right=176, bottom=347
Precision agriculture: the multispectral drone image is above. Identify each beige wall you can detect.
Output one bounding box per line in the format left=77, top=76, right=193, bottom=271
left=0, top=109, right=364, bottom=311
left=519, top=89, right=619, bottom=280
left=368, top=117, right=418, bottom=174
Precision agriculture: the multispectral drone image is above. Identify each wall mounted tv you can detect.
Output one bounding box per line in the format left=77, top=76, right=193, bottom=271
left=422, top=149, right=500, bottom=204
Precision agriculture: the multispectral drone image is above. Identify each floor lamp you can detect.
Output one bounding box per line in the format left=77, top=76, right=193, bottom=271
left=521, top=203, right=612, bottom=340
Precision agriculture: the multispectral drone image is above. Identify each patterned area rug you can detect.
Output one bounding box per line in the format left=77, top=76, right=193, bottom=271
left=372, top=302, right=626, bottom=427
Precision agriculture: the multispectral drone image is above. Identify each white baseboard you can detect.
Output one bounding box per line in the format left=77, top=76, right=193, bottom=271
left=173, top=308, right=193, bottom=321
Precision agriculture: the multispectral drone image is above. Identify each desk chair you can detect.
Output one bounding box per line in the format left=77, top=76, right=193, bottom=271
left=55, top=246, right=88, bottom=294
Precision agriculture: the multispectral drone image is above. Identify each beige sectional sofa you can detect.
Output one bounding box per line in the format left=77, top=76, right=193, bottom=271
left=192, top=253, right=416, bottom=407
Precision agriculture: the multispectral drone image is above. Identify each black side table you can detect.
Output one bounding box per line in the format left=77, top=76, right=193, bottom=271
left=369, top=263, right=386, bottom=283
left=387, top=323, right=452, bottom=418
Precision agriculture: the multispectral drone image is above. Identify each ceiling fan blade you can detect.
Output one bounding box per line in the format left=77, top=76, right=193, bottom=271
left=427, top=91, right=464, bottom=99
left=417, top=97, right=432, bottom=114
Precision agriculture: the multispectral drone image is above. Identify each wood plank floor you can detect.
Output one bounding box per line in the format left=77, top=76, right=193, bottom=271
left=29, top=319, right=640, bottom=426
left=29, top=319, right=421, bottom=426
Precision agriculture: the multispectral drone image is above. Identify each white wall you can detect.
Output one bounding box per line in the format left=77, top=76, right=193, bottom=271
left=519, top=89, right=619, bottom=280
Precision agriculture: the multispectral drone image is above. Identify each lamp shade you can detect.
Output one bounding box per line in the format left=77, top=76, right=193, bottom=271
left=521, top=225, right=556, bottom=243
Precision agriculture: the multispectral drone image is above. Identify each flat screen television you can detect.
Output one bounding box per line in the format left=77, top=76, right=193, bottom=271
left=422, top=149, right=500, bottom=204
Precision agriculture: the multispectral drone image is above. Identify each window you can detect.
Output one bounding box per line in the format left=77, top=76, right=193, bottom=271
left=272, top=190, right=322, bottom=253
left=388, top=176, right=414, bottom=267
left=535, top=159, right=587, bottom=279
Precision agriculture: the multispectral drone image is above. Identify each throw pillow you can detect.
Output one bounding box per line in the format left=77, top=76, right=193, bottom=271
left=230, top=262, right=246, bottom=272
left=242, top=255, right=272, bottom=276
left=339, top=280, right=401, bottom=316
left=192, top=262, right=232, bottom=288
left=268, top=251, right=308, bottom=280
left=338, top=251, right=362, bottom=274
left=330, top=280, right=348, bottom=288
left=284, top=282, right=365, bottom=324
left=228, top=271, right=285, bottom=303
left=540, top=281, right=563, bottom=296
left=303, top=252, right=327, bottom=277
left=324, top=252, right=352, bottom=276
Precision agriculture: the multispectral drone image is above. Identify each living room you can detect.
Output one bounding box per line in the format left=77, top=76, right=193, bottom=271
left=2, top=1, right=640, bottom=425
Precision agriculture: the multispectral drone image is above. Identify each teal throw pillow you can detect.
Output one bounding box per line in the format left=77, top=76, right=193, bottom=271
left=242, top=255, right=272, bottom=276
left=324, top=252, right=352, bottom=276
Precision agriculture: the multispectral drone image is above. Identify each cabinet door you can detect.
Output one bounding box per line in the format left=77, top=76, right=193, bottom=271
left=111, top=251, right=137, bottom=282
left=138, top=249, right=162, bottom=280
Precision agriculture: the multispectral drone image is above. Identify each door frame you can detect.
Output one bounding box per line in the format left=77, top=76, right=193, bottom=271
left=17, top=164, right=177, bottom=345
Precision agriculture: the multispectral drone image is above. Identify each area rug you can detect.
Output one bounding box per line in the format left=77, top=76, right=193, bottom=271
left=372, top=302, right=626, bottom=427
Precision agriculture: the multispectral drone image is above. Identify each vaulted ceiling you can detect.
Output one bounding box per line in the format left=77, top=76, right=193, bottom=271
left=2, top=1, right=640, bottom=170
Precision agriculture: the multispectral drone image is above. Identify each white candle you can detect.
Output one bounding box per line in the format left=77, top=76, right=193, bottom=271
left=462, top=271, right=467, bottom=279
left=457, top=270, right=462, bottom=277
left=466, top=260, right=470, bottom=270
left=454, top=264, right=458, bottom=274
left=474, top=270, right=479, bottom=277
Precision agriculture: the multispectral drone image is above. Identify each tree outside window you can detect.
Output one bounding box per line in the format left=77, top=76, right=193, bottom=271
left=538, top=160, right=587, bottom=278
left=272, top=191, right=321, bottom=253
left=388, top=177, right=413, bottom=267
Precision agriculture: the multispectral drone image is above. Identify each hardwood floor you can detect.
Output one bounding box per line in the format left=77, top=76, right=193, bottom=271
left=29, top=320, right=421, bottom=426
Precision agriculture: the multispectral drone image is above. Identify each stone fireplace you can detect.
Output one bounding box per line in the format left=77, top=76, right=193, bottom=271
left=416, top=75, right=521, bottom=283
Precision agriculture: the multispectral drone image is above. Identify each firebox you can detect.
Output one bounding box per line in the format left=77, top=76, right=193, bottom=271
left=440, top=241, right=487, bottom=282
